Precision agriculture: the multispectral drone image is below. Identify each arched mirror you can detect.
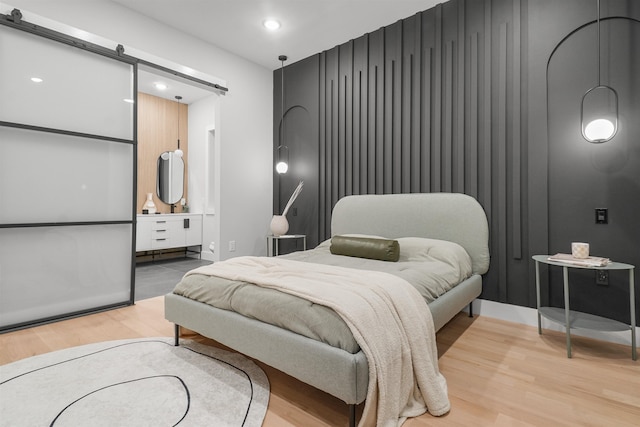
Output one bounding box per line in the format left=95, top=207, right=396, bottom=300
left=157, top=151, right=184, bottom=204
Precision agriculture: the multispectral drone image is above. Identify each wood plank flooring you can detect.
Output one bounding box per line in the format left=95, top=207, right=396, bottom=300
left=1, top=296, right=638, bottom=426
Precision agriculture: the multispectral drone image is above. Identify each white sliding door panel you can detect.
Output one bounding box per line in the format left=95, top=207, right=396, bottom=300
left=0, top=225, right=132, bottom=328
left=0, top=20, right=135, bottom=331
left=0, top=127, right=133, bottom=224
left=0, top=26, right=134, bottom=140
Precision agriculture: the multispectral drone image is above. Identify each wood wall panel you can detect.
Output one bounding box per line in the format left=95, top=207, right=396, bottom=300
left=137, top=92, right=188, bottom=214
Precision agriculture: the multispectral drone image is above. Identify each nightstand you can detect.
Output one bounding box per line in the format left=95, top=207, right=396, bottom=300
left=267, top=234, right=306, bottom=257
left=533, top=255, right=636, bottom=360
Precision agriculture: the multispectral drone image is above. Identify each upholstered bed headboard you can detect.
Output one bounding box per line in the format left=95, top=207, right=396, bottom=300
left=331, top=193, right=490, bottom=275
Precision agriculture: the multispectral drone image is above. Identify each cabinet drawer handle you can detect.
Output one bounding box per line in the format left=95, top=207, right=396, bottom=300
left=156, top=229, right=166, bottom=233
left=156, top=221, right=166, bottom=224
left=156, top=238, right=167, bottom=241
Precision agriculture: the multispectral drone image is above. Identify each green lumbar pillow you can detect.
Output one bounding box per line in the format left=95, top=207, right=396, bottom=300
left=330, top=235, right=400, bottom=262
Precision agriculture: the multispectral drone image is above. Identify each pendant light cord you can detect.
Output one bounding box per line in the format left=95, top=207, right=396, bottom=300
left=596, top=0, right=601, bottom=86
left=175, top=95, right=182, bottom=149
left=177, top=100, right=180, bottom=148
left=279, top=55, right=287, bottom=146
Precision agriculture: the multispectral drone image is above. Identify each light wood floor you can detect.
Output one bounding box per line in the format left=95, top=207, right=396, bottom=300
left=1, top=297, right=638, bottom=426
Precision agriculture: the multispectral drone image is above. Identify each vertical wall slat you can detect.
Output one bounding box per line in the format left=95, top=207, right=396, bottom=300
left=353, top=69, right=361, bottom=195
left=482, top=0, right=492, bottom=226
left=421, top=10, right=434, bottom=193
left=385, top=22, right=402, bottom=194
left=356, top=36, right=369, bottom=194
left=443, top=40, right=453, bottom=192
left=339, top=42, right=354, bottom=197
left=498, top=22, right=508, bottom=300
left=433, top=5, right=443, bottom=192
left=352, top=37, right=366, bottom=196
left=318, top=53, right=327, bottom=238
left=512, top=0, right=522, bottom=260
left=410, top=15, right=422, bottom=193
left=369, top=29, right=385, bottom=194
left=409, top=52, right=420, bottom=192
left=469, top=32, right=479, bottom=198
left=457, top=0, right=466, bottom=193
left=403, top=16, right=418, bottom=193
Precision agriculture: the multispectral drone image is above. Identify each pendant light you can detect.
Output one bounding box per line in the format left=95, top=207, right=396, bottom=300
left=276, top=55, right=289, bottom=174
left=580, top=0, right=618, bottom=143
left=174, top=95, right=184, bottom=157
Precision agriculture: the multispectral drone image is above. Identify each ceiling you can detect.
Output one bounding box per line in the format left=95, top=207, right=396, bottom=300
left=112, top=0, right=444, bottom=70
left=137, top=67, right=216, bottom=104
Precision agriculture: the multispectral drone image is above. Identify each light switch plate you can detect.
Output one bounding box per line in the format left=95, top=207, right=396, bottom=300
left=595, top=208, right=608, bottom=224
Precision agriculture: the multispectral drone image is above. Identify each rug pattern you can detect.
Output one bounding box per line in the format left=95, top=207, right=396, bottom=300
left=0, top=338, right=269, bottom=426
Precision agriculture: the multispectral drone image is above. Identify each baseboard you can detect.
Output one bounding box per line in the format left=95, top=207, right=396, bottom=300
left=465, top=299, right=638, bottom=348
left=201, top=251, right=215, bottom=262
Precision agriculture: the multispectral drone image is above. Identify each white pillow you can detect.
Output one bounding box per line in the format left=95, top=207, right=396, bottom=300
left=397, top=237, right=472, bottom=271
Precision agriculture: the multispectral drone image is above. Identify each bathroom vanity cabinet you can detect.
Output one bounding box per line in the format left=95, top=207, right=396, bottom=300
left=136, top=214, right=202, bottom=252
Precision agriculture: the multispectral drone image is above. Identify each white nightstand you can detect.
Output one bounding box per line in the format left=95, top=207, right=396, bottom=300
left=533, top=255, right=636, bottom=360
left=267, top=234, right=306, bottom=257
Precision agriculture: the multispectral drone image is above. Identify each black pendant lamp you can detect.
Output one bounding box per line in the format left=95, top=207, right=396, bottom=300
left=580, top=0, right=618, bottom=143
left=175, top=95, right=184, bottom=157
left=276, top=55, right=289, bottom=174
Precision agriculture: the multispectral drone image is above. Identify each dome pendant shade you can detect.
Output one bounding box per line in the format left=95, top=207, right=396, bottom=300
left=580, top=85, right=618, bottom=143
left=276, top=55, right=288, bottom=174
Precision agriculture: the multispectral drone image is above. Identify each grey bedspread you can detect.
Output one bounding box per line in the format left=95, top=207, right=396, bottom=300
left=172, top=236, right=472, bottom=353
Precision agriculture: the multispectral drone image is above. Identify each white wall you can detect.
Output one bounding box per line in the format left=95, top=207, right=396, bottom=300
left=188, top=94, right=220, bottom=261
left=2, top=0, right=273, bottom=259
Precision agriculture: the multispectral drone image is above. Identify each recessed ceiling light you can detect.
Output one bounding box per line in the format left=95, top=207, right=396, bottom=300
left=154, top=82, right=167, bottom=90
left=263, top=19, right=281, bottom=31
left=31, top=77, right=43, bottom=83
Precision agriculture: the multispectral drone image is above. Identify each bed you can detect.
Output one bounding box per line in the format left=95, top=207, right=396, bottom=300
left=164, top=192, right=490, bottom=426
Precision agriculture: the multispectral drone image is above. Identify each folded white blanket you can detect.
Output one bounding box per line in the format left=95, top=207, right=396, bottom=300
left=187, top=256, right=450, bottom=427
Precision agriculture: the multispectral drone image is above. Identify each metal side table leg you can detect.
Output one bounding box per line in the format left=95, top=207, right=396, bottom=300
left=563, top=266, right=572, bottom=358
left=536, top=260, right=542, bottom=334
left=630, top=269, right=636, bottom=361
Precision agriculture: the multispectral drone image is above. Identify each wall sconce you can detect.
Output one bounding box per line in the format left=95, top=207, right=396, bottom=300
left=175, top=95, right=184, bottom=157
left=580, top=0, right=618, bottom=143
left=276, top=54, right=288, bottom=174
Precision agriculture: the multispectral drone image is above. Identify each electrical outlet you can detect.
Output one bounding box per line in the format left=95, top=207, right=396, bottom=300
left=229, top=240, right=236, bottom=252
left=209, top=242, right=215, bottom=253
left=596, top=270, right=609, bottom=286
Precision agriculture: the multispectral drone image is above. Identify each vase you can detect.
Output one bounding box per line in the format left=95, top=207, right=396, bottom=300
left=143, top=193, right=157, bottom=214
left=270, top=215, right=289, bottom=236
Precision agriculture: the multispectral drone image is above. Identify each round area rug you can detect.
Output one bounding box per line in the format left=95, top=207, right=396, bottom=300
left=0, top=338, right=269, bottom=426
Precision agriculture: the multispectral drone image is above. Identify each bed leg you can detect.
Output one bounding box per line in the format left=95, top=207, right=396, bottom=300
left=174, top=324, right=180, bottom=346
left=348, top=404, right=356, bottom=427
left=468, top=301, right=473, bottom=318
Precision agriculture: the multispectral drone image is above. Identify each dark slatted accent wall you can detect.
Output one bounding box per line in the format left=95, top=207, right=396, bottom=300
left=312, top=0, right=524, bottom=301
left=274, top=0, right=640, bottom=316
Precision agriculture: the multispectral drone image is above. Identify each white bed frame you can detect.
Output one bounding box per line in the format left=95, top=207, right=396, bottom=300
left=165, top=193, right=490, bottom=426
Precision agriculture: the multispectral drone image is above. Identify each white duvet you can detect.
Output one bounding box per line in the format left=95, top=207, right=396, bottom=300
left=187, top=255, right=451, bottom=427
left=285, top=235, right=473, bottom=302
